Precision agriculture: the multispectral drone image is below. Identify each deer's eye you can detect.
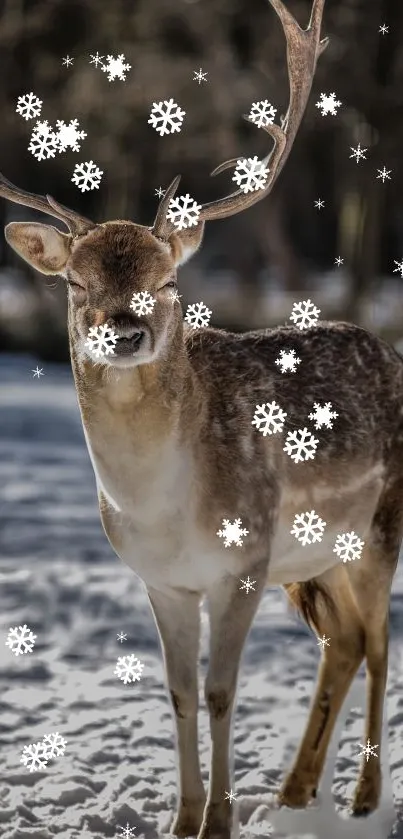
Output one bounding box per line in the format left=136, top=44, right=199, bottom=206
left=164, top=279, right=177, bottom=289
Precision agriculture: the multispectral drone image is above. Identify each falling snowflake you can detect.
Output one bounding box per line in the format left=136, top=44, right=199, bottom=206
left=166, top=193, right=202, bottom=230
left=315, top=92, right=342, bottom=116
left=308, top=402, right=338, bottom=430
left=376, top=166, right=392, bottom=183
left=248, top=100, right=277, bottom=128
left=317, top=635, right=330, bottom=651
left=168, top=289, right=182, bottom=303
left=379, top=24, right=389, bottom=35
left=224, top=790, right=238, bottom=802
left=357, top=739, right=378, bottom=762
left=16, top=91, right=43, bottom=121
left=333, top=531, right=365, bottom=563
left=71, top=160, right=103, bottom=192
left=117, top=632, right=127, bottom=643
left=314, top=198, right=325, bottom=210
left=393, top=260, right=403, bottom=278
left=289, top=299, right=321, bottom=330
left=114, top=654, right=144, bottom=685
left=130, top=290, right=156, bottom=315
left=283, top=428, right=319, bottom=463
left=5, top=624, right=37, bottom=656
left=32, top=366, right=44, bottom=378
left=101, top=53, right=131, bottom=82
left=291, top=510, right=327, bottom=546
left=193, top=67, right=208, bottom=84
left=42, top=732, right=67, bottom=760
left=118, top=824, right=137, bottom=838
left=239, top=576, right=256, bottom=594
left=148, top=98, right=186, bottom=136
left=89, top=52, right=104, bottom=67
left=251, top=401, right=287, bottom=436
left=349, top=143, right=367, bottom=163
left=28, top=125, right=59, bottom=161
left=85, top=323, right=119, bottom=358
left=217, top=518, right=249, bottom=548
left=335, top=256, right=344, bottom=266
left=275, top=349, right=301, bottom=374
left=184, top=301, right=212, bottom=329
left=232, top=156, right=269, bottom=194
left=33, top=119, right=53, bottom=136
left=55, top=119, right=87, bottom=153
left=155, top=186, right=165, bottom=198
left=20, top=741, right=49, bottom=773
left=62, top=55, right=74, bottom=67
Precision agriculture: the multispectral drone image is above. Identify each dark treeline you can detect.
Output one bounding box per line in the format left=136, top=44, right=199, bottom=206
left=0, top=0, right=402, bottom=360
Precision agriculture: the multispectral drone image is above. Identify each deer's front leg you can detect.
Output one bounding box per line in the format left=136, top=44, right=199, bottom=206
left=199, top=562, right=268, bottom=839
left=147, top=586, right=205, bottom=838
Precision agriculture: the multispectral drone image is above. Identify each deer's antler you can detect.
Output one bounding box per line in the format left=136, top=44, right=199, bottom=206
left=0, top=172, right=96, bottom=237
left=152, top=0, right=328, bottom=240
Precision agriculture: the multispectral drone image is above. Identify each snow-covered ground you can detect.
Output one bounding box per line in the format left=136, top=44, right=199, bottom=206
left=1, top=353, right=403, bottom=839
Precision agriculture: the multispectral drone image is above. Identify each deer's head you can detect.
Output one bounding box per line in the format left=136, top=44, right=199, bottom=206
left=0, top=0, right=328, bottom=369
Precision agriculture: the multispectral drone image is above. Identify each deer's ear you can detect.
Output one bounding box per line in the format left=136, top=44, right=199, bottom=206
left=168, top=221, right=205, bottom=267
left=4, top=222, right=72, bottom=275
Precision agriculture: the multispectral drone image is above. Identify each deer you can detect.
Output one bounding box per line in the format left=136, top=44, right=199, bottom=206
left=1, top=1, right=403, bottom=837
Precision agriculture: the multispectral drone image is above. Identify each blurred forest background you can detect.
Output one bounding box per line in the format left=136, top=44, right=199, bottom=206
left=0, top=0, right=402, bottom=362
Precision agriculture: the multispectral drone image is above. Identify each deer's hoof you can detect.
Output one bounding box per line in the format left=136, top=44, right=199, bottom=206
left=171, top=797, right=205, bottom=837
left=197, top=800, right=232, bottom=839
left=350, top=772, right=381, bottom=816
left=277, top=772, right=316, bottom=808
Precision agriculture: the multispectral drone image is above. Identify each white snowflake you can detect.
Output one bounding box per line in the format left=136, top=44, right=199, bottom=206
left=393, top=259, right=403, bottom=278
left=379, top=24, right=389, bottom=35
left=34, top=119, right=52, bottom=136
left=89, top=52, right=104, bottom=67
left=168, top=288, right=182, bottom=303
left=62, top=55, right=74, bottom=67
left=315, top=92, right=342, bottom=116
left=114, top=654, right=144, bottom=685
left=224, top=790, right=238, bottom=802
left=193, top=67, right=208, bottom=84
left=308, top=402, right=338, bottom=430
left=283, top=427, right=319, bottom=463
left=148, top=98, right=186, bottom=136
left=16, top=91, right=43, bottom=121
left=117, top=632, right=127, bottom=643
left=28, top=125, right=59, bottom=161
left=184, top=301, right=212, bottom=329
left=289, top=299, right=321, bottom=330
left=275, top=349, right=301, bottom=373
left=217, top=518, right=249, bottom=548
left=155, top=186, right=165, bottom=198
left=101, top=53, right=131, bottom=82
left=20, top=741, right=49, bottom=773
left=335, top=256, right=344, bottom=266
left=166, top=193, right=202, bottom=231
left=32, top=366, right=44, bottom=378
left=42, top=732, right=67, bottom=760
left=5, top=624, right=37, bottom=656
left=333, top=531, right=365, bottom=563
left=291, top=510, right=327, bottom=546
left=317, top=634, right=331, bottom=650
left=251, top=401, right=287, bottom=436
left=248, top=100, right=277, bottom=128
left=118, top=824, right=137, bottom=838
left=376, top=166, right=392, bottom=183
left=232, top=156, right=269, bottom=194
left=349, top=142, right=367, bottom=163
left=130, top=290, right=156, bottom=315
left=85, top=323, right=119, bottom=358
left=314, top=198, right=325, bottom=210
left=71, top=160, right=103, bottom=192
left=239, top=576, right=256, bottom=594
left=55, top=119, right=87, bottom=153
left=358, top=739, right=378, bottom=762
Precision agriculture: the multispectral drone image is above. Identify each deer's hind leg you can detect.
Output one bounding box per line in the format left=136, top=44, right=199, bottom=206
left=346, top=478, right=403, bottom=815
left=279, top=570, right=365, bottom=808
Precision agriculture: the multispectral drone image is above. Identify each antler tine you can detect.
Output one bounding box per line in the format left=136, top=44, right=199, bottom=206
left=0, top=172, right=96, bottom=237
left=152, top=0, right=327, bottom=238
left=151, top=175, right=181, bottom=240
